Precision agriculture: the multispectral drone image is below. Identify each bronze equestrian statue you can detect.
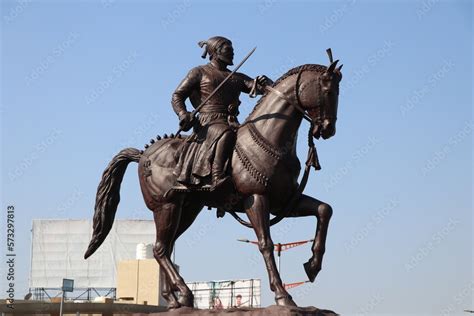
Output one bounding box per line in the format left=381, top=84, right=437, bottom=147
left=85, top=36, right=342, bottom=309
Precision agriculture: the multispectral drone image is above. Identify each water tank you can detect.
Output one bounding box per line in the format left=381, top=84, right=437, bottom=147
left=136, top=243, right=153, bottom=260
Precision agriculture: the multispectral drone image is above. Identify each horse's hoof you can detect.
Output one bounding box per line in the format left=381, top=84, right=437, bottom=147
left=178, top=293, right=194, bottom=307
left=275, top=294, right=297, bottom=307
left=163, top=291, right=180, bottom=310
left=304, top=259, right=321, bottom=283
left=167, top=301, right=181, bottom=310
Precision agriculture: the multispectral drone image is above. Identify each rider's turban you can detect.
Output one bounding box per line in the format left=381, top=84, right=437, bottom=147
left=198, top=36, right=231, bottom=59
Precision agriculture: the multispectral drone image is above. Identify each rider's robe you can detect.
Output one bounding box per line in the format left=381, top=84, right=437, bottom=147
left=171, top=63, right=256, bottom=186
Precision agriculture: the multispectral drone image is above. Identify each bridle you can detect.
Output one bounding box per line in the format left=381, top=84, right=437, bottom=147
left=265, top=66, right=337, bottom=129
left=263, top=69, right=313, bottom=123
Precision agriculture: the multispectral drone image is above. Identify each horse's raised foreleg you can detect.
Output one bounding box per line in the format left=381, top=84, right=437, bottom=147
left=152, top=201, right=194, bottom=308
left=288, top=194, right=333, bottom=282
left=245, top=194, right=297, bottom=307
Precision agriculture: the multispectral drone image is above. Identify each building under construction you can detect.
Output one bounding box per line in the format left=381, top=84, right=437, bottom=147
left=0, top=219, right=261, bottom=315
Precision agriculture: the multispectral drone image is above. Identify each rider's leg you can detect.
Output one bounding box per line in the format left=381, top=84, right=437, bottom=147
left=211, top=130, right=235, bottom=189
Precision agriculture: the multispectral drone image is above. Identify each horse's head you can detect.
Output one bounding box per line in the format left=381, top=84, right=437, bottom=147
left=296, top=51, right=342, bottom=140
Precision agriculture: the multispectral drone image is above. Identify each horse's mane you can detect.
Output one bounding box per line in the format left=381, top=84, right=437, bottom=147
left=272, top=64, right=327, bottom=86
left=245, top=64, right=327, bottom=122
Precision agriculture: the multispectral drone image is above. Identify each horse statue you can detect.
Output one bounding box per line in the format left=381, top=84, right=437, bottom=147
left=84, top=50, right=342, bottom=309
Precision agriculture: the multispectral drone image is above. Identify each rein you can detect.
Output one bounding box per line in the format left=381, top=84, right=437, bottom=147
left=229, top=68, right=321, bottom=228
left=265, top=85, right=313, bottom=123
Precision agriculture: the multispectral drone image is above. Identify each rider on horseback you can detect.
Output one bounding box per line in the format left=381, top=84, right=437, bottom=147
left=171, top=36, right=273, bottom=191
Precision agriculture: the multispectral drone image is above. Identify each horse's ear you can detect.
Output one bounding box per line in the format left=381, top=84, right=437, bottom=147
left=326, top=48, right=334, bottom=63
left=327, top=60, right=339, bottom=73
left=337, top=64, right=343, bottom=72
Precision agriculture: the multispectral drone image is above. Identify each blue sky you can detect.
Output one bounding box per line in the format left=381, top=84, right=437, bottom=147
left=1, top=0, right=472, bottom=314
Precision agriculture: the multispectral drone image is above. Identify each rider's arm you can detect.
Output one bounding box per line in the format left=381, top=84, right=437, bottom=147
left=171, top=67, right=202, bottom=117
left=238, top=73, right=274, bottom=96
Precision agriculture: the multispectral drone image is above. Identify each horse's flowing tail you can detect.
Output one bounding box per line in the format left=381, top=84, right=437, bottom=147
left=84, top=148, right=141, bottom=259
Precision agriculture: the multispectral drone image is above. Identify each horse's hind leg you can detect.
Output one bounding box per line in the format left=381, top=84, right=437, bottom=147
left=152, top=201, right=194, bottom=308
left=245, top=194, right=297, bottom=307
left=167, top=197, right=204, bottom=306
left=288, top=194, right=333, bottom=282
left=160, top=269, right=179, bottom=308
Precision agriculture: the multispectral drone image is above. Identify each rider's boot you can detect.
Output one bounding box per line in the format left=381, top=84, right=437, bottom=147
left=209, top=131, right=234, bottom=192
left=209, top=158, right=232, bottom=192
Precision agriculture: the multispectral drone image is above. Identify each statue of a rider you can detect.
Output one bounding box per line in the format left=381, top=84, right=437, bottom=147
left=170, top=36, right=273, bottom=192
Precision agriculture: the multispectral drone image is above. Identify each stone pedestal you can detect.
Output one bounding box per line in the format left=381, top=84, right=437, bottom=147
left=143, top=305, right=338, bottom=316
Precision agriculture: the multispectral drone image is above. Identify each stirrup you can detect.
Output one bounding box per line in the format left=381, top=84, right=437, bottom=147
left=216, top=208, right=226, bottom=218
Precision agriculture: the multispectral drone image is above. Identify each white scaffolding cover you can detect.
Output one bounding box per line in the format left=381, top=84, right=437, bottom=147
left=187, top=279, right=261, bottom=309
left=30, top=219, right=155, bottom=288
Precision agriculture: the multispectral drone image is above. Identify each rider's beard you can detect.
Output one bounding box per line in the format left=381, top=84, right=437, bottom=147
left=218, top=54, right=234, bottom=66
